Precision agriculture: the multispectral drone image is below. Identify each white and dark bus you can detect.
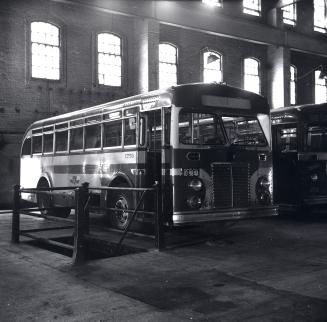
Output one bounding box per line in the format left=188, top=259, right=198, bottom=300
left=21, top=82, right=277, bottom=229
left=272, top=103, right=327, bottom=214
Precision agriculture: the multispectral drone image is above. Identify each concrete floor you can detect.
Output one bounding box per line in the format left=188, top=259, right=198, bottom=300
left=0, top=212, right=327, bottom=321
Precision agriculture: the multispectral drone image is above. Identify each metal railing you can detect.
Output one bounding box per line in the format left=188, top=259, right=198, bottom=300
left=11, top=182, right=165, bottom=265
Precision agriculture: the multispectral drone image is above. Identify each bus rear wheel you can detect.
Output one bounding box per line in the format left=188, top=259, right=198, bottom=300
left=37, top=179, right=71, bottom=218
left=108, top=183, right=135, bottom=230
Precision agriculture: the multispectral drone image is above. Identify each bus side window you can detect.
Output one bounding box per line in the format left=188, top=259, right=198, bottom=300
left=55, top=130, right=68, bottom=152
left=70, top=127, right=84, bottom=150
left=103, top=120, right=122, bottom=147
left=22, top=137, right=31, bottom=155
left=85, top=124, right=101, bottom=149
left=124, top=118, right=136, bottom=146
left=43, top=133, right=53, bottom=153
left=32, top=135, right=42, bottom=154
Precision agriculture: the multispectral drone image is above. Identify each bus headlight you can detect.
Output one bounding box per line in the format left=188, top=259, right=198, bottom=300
left=187, top=195, right=202, bottom=209
left=310, top=173, right=318, bottom=182
left=188, top=178, right=203, bottom=191
left=256, top=176, right=271, bottom=205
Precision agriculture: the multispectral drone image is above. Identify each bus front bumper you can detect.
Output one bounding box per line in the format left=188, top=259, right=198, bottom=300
left=172, top=206, right=278, bottom=225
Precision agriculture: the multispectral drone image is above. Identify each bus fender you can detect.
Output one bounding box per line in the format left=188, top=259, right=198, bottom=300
left=38, top=173, right=53, bottom=188
left=107, top=172, right=134, bottom=188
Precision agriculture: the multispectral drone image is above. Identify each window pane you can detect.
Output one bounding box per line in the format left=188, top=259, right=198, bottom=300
left=244, top=58, right=260, bottom=94
left=315, top=70, right=327, bottom=104
left=103, top=120, right=122, bottom=147
left=243, top=0, right=261, bottom=16
left=85, top=124, right=101, bottom=149
left=203, top=51, right=222, bottom=83
left=43, top=133, right=53, bottom=153
left=97, top=33, right=122, bottom=86
left=202, top=0, right=222, bottom=7
left=290, top=65, right=296, bottom=105
left=222, top=116, right=267, bottom=146
left=179, top=112, right=225, bottom=145
left=282, top=0, right=296, bottom=26
left=32, top=136, right=42, bottom=154
left=55, top=131, right=68, bottom=152
left=31, top=22, right=60, bottom=80
left=22, top=137, right=31, bottom=155
left=159, top=43, right=177, bottom=89
left=124, top=118, right=136, bottom=146
left=314, top=0, right=327, bottom=33
left=70, top=127, right=84, bottom=150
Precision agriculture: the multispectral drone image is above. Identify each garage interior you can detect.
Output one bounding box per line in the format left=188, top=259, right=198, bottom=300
left=1, top=0, right=327, bottom=321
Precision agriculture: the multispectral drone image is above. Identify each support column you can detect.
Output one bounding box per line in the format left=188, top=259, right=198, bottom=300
left=267, top=45, right=291, bottom=109
left=133, top=18, right=159, bottom=94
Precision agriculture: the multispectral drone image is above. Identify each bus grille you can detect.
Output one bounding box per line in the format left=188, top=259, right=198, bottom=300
left=211, top=162, right=250, bottom=208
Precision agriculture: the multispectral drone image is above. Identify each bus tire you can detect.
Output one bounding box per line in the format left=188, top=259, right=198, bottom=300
left=37, top=179, right=71, bottom=218
left=108, top=182, right=137, bottom=230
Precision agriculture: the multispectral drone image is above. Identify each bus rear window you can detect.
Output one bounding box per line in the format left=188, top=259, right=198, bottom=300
left=179, top=112, right=225, bottom=145
left=32, top=136, right=42, bottom=154
left=280, top=127, right=297, bottom=152
left=55, top=131, right=68, bottom=152
left=85, top=124, right=101, bottom=149
left=22, top=137, right=31, bottom=155
left=307, top=126, right=327, bottom=152
left=70, top=127, right=83, bottom=150
left=104, top=121, right=122, bottom=147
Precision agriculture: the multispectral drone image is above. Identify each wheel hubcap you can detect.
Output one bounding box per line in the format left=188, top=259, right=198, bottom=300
left=115, top=196, right=129, bottom=225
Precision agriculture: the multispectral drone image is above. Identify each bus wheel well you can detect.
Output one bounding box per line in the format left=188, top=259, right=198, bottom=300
left=110, top=177, right=131, bottom=188
left=37, top=177, right=50, bottom=188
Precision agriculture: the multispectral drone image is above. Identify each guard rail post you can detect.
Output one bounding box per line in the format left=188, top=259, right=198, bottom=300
left=11, top=184, right=21, bottom=243
left=72, top=182, right=89, bottom=265
left=154, top=181, right=165, bottom=250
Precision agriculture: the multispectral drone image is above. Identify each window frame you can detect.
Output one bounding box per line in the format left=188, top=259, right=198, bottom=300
left=201, top=49, right=223, bottom=84
left=290, top=65, right=297, bottom=105
left=243, top=0, right=261, bottom=16
left=96, top=32, right=123, bottom=88
left=243, top=57, right=261, bottom=95
left=29, top=21, right=62, bottom=81
left=315, top=70, right=327, bottom=104
left=314, top=0, right=327, bottom=33
left=282, top=1, right=297, bottom=26
left=159, top=42, right=178, bottom=89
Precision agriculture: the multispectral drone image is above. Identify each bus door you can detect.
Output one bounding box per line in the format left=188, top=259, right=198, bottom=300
left=272, top=122, right=299, bottom=204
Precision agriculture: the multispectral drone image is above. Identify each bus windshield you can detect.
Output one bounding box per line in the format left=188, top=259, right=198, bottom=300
left=179, top=111, right=225, bottom=145
left=307, top=125, right=327, bottom=152
left=222, top=116, right=267, bottom=146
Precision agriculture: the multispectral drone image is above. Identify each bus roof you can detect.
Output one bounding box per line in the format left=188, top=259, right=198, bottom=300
left=26, top=82, right=269, bottom=132
left=271, top=102, right=327, bottom=119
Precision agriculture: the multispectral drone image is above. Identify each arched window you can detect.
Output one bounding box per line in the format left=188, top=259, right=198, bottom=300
left=315, top=70, right=327, bottom=103
left=203, top=51, right=222, bottom=83
left=31, top=22, right=60, bottom=80
left=290, top=65, right=297, bottom=105
left=97, top=33, right=122, bottom=87
left=159, top=43, right=177, bottom=89
left=243, top=57, right=260, bottom=94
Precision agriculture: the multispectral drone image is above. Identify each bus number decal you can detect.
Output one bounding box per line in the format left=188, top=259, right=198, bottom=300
left=125, top=153, right=135, bottom=159
left=184, top=168, right=199, bottom=176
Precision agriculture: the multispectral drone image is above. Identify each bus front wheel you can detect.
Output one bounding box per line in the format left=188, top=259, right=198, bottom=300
left=37, top=179, right=71, bottom=218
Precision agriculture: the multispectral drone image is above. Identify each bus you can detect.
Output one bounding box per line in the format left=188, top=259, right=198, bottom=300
left=272, top=102, right=327, bottom=213
left=20, top=82, right=277, bottom=229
